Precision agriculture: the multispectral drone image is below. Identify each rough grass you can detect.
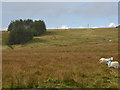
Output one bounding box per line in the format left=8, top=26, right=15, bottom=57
left=2, top=28, right=118, bottom=88
left=2, top=31, right=9, bottom=45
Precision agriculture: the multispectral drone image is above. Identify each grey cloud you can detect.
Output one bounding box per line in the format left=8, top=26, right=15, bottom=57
left=2, top=2, right=117, bottom=28
left=70, top=3, right=117, bottom=18
left=3, top=2, right=117, bottom=17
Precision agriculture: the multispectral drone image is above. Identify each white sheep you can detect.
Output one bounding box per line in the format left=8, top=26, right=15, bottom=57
left=106, top=61, right=119, bottom=69
left=99, top=57, right=113, bottom=63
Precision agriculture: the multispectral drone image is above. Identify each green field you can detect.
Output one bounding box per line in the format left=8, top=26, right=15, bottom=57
left=2, top=28, right=118, bottom=88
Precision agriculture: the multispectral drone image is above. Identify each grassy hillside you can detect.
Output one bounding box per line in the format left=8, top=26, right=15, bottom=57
left=2, top=31, right=9, bottom=45
left=2, top=28, right=118, bottom=88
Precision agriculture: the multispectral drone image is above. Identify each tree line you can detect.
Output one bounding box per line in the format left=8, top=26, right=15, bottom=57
left=7, top=19, right=46, bottom=45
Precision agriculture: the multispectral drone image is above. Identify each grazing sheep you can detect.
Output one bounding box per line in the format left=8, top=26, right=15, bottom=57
left=99, top=57, right=113, bottom=63
left=99, top=58, right=108, bottom=63
left=106, top=61, right=119, bottom=69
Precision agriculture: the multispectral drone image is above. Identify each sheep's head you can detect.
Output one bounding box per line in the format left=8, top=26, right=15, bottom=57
left=99, top=59, right=102, bottom=63
left=99, top=58, right=105, bottom=63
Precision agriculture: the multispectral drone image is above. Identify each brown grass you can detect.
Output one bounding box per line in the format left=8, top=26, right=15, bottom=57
left=2, top=28, right=118, bottom=88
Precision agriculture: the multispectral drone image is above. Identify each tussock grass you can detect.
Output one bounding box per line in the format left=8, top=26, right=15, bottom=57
left=2, top=28, right=118, bottom=88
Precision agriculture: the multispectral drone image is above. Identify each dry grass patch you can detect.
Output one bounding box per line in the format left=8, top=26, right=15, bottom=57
left=2, top=28, right=118, bottom=88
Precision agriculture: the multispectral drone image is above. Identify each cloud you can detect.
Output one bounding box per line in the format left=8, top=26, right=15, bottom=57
left=91, top=26, right=98, bottom=28
left=60, top=25, right=68, bottom=29
left=2, top=2, right=117, bottom=29
left=47, top=25, right=68, bottom=29
left=99, top=26, right=106, bottom=28
left=70, top=2, right=117, bottom=18
left=108, top=22, right=116, bottom=27
left=0, top=27, right=7, bottom=30
left=79, top=26, right=84, bottom=28
left=3, top=2, right=117, bottom=18
left=47, top=27, right=56, bottom=29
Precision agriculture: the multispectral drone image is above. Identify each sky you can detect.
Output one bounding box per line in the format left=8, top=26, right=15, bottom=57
left=2, top=2, right=118, bottom=30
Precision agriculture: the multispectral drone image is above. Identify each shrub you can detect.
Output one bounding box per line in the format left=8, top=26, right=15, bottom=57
left=7, top=25, right=33, bottom=45
left=8, top=21, right=14, bottom=31
left=8, top=19, right=46, bottom=36
left=7, top=19, right=46, bottom=45
left=30, top=20, right=46, bottom=36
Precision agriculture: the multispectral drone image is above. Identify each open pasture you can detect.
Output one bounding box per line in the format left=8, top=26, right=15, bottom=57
left=2, top=28, right=118, bottom=88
